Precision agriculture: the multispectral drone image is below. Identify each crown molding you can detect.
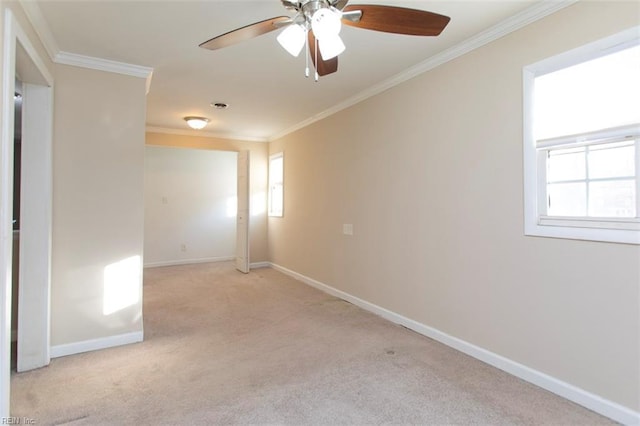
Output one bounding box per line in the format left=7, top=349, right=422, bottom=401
left=18, top=0, right=154, bottom=93
left=18, top=0, right=59, bottom=61
left=268, top=0, right=578, bottom=141
left=55, top=52, right=154, bottom=94
left=146, top=126, right=268, bottom=143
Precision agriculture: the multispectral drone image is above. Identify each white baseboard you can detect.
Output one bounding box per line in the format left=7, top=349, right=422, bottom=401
left=250, top=261, right=270, bottom=269
left=50, top=331, right=143, bottom=359
left=144, top=256, right=234, bottom=268
left=269, top=262, right=640, bottom=425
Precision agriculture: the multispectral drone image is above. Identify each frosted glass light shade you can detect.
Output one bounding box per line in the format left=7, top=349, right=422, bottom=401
left=277, top=24, right=306, bottom=57
left=319, top=35, right=345, bottom=60
left=184, top=116, right=209, bottom=129
left=311, top=8, right=341, bottom=40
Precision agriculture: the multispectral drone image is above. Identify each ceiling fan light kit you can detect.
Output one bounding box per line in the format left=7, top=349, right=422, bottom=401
left=200, top=0, right=450, bottom=79
left=277, top=23, right=306, bottom=56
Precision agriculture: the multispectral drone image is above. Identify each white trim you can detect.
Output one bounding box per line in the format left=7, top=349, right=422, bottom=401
left=143, top=256, right=234, bottom=269
left=526, top=26, right=640, bottom=77
left=9, top=14, right=54, bottom=86
left=145, top=70, right=153, bottom=96
left=537, top=124, right=640, bottom=149
left=55, top=52, right=153, bottom=91
left=525, top=222, right=639, bottom=244
left=268, top=0, right=577, bottom=141
left=50, top=331, right=143, bottom=359
left=249, top=261, right=270, bottom=269
left=2, top=11, right=20, bottom=418
left=268, top=262, right=640, bottom=425
left=145, top=126, right=268, bottom=143
left=17, top=0, right=60, bottom=61
left=539, top=216, right=640, bottom=231
left=2, top=8, right=55, bottom=418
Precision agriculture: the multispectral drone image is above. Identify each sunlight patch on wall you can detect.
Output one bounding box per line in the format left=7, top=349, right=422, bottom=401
left=251, top=192, right=266, bottom=216
left=103, top=255, right=141, bottom=315
left=227, top=193, right=265, bottom=217
left=226, top=196, right=238, bottom=218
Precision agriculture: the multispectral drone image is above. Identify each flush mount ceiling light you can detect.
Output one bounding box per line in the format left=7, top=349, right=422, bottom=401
left=199, top=0, right=450, bottom=81
left=184, top=116, right=210, bottom=130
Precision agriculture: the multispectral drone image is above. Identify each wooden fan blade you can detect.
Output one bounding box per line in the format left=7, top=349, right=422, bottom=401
left=200, top=16, right=291, bottom=50
left=342, top=5, right=450, bottom=36
left=308, top=30, right=338, bottom=76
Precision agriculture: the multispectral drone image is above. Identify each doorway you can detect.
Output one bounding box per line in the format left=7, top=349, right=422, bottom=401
left=10, top=79, right=22, bottom=370
left=1, top=9, right=54, bottom=418
left=143, top=147, right=249, bottom=269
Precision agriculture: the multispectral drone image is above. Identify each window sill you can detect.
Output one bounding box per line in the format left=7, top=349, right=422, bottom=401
left=539, top=216, right=640, bottom=231
left=526, top=220, right=640, bottom=245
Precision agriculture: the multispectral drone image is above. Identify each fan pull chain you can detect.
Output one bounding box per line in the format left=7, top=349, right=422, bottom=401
left=314, top=38, right=319, bottom=82
left=304, top=29, right=309, bottom=78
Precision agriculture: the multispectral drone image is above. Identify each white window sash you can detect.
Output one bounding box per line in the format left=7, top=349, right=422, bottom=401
left=536, top=131, right=638, bottom=222
left=536, top=124, right=640, bottom=150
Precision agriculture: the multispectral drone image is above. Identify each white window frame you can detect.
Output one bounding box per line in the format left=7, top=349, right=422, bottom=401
left=268, top=152, right=284, bottom=217
left=523, top=26, right=640, bottom=245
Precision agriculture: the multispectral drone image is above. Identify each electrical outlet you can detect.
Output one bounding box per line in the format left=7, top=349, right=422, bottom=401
left=343, top=224, right=353, bottom=236
left=180, top=244, right=187, bottom=252
left=162, top=196, right=168, bottom=204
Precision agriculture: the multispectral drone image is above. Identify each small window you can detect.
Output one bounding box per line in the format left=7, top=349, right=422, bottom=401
left=268, top=152, right=284, bottom=217
left=523, top=27, right=640, bottom=244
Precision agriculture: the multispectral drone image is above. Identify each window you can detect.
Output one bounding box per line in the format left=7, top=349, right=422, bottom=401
left=523, top=27, right=640, bottom=244
left=268, top=152, right=284, bottom=217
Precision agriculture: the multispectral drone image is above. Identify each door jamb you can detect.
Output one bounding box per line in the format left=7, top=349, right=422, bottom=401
left=1, top=8, right=54, bottom=417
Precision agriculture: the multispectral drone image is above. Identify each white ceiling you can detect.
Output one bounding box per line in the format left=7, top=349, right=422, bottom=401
left=34, top=0, right=541, bottom=141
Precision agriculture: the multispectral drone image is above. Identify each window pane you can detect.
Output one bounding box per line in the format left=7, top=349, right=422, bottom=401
left=548, top=147, right=585, bottom=182
left=268, top=153, right=284, bottom=217
left=535, top=45, right=640, bottom=140
left=548, top=182, right=586, bottom=216
left=588, top=141, right=635, bottom=179
left=270, top=156, right=283, bottom=183
left=588, top=180, right=636, bottom=217
left=270, top=184, right=283, bottom=215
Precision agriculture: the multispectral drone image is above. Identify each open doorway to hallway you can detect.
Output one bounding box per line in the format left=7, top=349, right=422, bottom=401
left=1, top=9, right=54, bottom=417
left=10, top=79, right=23, bottom=371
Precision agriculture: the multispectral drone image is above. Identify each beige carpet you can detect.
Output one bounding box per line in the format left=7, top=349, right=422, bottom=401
left=11, top=262, right=612, bottom=425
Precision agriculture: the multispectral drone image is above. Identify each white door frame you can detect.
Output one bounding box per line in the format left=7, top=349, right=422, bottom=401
left=235, top=150, right=250, bottom=273
left=1, top=8, right=53, bottom=417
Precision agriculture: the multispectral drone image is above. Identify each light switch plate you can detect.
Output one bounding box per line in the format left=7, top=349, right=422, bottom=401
left=343, top=224, right=353, bottom=236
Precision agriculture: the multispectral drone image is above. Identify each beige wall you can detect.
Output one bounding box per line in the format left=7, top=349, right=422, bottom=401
left=269, top=1, right=640, bottom=411
left=144, top=146, right=237, bottom=266
left=146, top=132, right=269, bottom=263
left=51, top=64, right=146, bottom=345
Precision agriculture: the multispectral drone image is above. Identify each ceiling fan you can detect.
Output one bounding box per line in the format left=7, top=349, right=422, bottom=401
left=199, top=0, right=450, bottom=80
